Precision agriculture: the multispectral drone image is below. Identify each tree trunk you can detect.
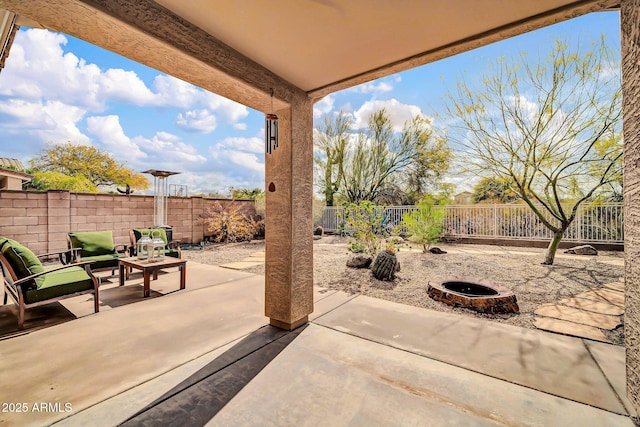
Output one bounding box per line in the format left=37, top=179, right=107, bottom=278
left=324, top=160, right=334, bottom=206
left=542, top=230, right=565, bottom=265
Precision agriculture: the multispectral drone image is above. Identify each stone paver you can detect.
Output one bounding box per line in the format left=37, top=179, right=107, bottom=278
left=219, top=261, right=264, bottom=270
left=603, top=281, right=625, bottom=292
left=534, top=279, right=624, bottom=341
left=534, top=303, right=621, bottom=330
left=599, top=259, right=625, bottom=267
left=219, top=251, right=266, bottom=270
left=559, top=297, right=625, bottom=316
left=533, top=317, right=610, bottom=343
left=578, top=288, right=625, bottom=307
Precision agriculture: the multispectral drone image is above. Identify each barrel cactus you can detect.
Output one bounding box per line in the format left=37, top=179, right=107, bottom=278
left=371, top=249, right=398, bottom=281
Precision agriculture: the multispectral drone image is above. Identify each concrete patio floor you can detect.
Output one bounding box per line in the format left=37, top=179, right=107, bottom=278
left=0, top=261, right=634, bottom=426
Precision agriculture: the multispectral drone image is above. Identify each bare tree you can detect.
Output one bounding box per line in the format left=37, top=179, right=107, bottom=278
left=444, top=37, right=622, bottom=264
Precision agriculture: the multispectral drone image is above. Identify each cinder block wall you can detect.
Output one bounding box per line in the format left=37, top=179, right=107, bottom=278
left=0, top=190, right=255, bottom=255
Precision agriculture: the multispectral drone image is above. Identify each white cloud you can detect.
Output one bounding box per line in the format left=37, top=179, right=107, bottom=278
left=152, top=75, right=202, bottom=109
left=313, top=94, right=335, bottom=118
left=86, top=115, right=147, bottom=160
left=100, top=68, right=157, bottom=105
left=1, top=29, right=249, bottom=125
left=352, top=81, right=393, bottom=94
left=202, top=92, right=249, bottom=123
left=227, top=151, right=264, bottom=173
left=218, top=136, right=263, bottom=154
left=0, top=98, right=90, bottom=145
left=176, top=109, right=218, bottom=133
left=132, top=131, right=207, bottom=164
left=153, top=76, right=250, bottom=126
left=0, top=28, right=261, bottom=193
left=204, top=135, right=265, bottom=190
left=353, top=99, right=426, bottom=131
left=0, top=29, right=159, bottom=111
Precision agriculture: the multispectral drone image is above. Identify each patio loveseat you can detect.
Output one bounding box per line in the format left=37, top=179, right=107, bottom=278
left=0, top=237, right=99, bottom=329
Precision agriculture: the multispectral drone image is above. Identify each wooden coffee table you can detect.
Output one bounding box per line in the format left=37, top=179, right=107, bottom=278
left=118, top=257, right=186, bottom=297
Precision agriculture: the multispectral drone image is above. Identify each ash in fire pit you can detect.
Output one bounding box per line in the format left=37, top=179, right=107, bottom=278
left=427, top=277, right=519, bottom=314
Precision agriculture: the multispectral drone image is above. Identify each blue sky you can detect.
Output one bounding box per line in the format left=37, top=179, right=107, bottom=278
left=0, top=11, right=620, bottom=195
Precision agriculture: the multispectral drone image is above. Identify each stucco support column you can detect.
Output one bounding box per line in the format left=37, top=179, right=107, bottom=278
left=623, top=0, right=640, bottom=412
left=264, top=97, right=314, bottom=330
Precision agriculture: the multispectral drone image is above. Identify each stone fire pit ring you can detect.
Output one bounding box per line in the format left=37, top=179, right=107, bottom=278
left=427, top=277, right=519, bottom=314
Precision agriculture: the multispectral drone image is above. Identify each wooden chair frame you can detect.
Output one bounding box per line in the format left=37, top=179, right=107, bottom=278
left=1, top=249, right=99, bottom=329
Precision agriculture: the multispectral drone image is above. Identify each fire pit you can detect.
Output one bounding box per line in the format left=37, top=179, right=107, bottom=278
left=427, top=277, right=519, bottom=314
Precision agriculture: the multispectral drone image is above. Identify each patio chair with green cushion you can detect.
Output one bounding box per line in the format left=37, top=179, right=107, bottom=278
left=0, top=237, right=99, bottom=329
left=66, top=231, right=128, bottom=276
left=129, top=228, right=181, bottom=259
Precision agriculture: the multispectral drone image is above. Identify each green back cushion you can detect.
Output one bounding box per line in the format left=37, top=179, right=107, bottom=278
left=0, top=238, right=44, bottom=279
left=69, top=231, right=115, bottom=257
left=133, top=228, right=168, bottom=245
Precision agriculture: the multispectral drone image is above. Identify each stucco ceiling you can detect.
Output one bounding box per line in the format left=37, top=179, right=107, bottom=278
left=153, top=0, right=620, bottom=96
left=0, top=0, right=621, bottom=110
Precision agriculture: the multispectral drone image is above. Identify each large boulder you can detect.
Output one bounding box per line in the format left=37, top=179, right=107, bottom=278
left=346, top=253, right=373, bottom=268
left=564, top=245, right=598, bottom=256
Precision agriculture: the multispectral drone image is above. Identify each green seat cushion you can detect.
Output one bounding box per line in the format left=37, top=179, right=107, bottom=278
left=81, top=253, right=124, bottom=270
left=0, top=238, right=44, bottom=279
left=25, top=266, right=94, bottom=304
left=133, top=228, right=168, bottom=245
left=69, top=231, right=116, bottom=257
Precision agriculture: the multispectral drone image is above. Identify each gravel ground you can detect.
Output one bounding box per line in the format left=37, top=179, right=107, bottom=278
left=182, top=236, right=625, bottom=344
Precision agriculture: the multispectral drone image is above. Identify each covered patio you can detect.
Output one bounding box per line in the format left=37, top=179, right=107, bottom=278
left=0, top=262, right=633, bottom=425
left=1, top=0, right=639, bottom=424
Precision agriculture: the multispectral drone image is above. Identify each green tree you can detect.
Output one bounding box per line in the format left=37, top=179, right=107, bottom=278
left=29, top=171, right=98, bottom=193
left=342, top=109, right=450, bottom=204
left=29, top=143, right=149, bottom=192
left=473, top=177, right=520, bottom=203
left=400, top=195, right=445, bottom=253
left=444, top=37, right=622, bottom=265
left=229, top=187, right=264, bottom=200
left=314, top=109, right=451, bottom=206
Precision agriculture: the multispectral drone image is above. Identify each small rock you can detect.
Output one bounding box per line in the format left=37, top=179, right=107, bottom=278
left=564, top=245, right=598, bottom=256
left=429, top=247, right=447, bottom=254
left=346, top=253, right=373, bottom=268
left=313, top=235, right=322, bottom=240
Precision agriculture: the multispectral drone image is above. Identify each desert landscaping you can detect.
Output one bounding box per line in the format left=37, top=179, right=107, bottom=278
left=182, top=236, right=625, bottom=345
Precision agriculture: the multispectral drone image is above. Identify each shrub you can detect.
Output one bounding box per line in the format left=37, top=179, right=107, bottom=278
left=339, top=201, right=389, bottom=255
left=338, top=202, right=402, bottom=256
left=401, top=195, right=445, bottom=253
left=202, top=202, right=257, bottom=243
